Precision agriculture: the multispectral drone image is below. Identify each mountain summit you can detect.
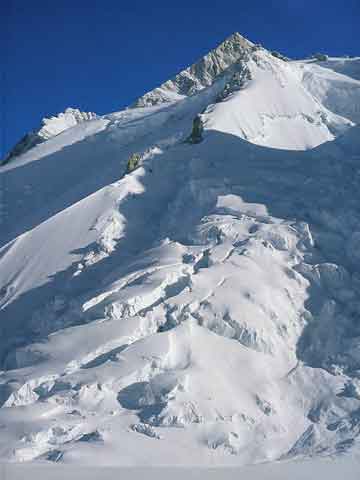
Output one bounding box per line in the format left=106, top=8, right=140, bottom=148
left=132, top=32, right=255, bottom=107
left=1, top=34, right=360, bottom=467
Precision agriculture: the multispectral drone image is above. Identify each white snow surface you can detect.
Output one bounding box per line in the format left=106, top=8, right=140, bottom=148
left=202, top=50, right=353, bottom=150
left=1, top=33, right=360, bottom=468
left=3, top=456, right=360, bottom=480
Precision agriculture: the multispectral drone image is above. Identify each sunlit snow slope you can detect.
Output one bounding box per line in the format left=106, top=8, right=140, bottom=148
left=1, top=33, right=360, bottom=466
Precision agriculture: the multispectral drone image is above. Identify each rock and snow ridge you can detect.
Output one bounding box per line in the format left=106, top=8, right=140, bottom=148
left=1, top=32, right=360, bottom=467
left=131, top=32, right=255, bottom=107
left=2, top=108, right=97, bottom=165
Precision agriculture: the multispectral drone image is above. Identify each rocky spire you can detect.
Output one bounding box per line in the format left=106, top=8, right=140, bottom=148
left=132, top=32, right=255, bottom=108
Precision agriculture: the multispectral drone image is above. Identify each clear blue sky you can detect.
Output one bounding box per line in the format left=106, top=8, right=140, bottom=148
left=2, top=0, right=359, bottom=155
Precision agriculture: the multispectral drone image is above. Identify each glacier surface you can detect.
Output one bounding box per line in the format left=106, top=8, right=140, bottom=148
left=1, top=33, right=360, bottom=469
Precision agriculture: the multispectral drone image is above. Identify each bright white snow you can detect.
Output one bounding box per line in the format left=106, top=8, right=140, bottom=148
left=1, top=33, right=360, bottom=468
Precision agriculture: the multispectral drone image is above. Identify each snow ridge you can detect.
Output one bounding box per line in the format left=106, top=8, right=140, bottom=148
left=2, top=108, right=97, bottom=165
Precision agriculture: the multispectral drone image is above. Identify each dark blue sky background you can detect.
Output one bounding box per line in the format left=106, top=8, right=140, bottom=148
left=2, top=0, right=359, bottom=156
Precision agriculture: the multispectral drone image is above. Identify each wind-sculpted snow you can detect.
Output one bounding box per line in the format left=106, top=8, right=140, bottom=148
left=0, top=33, right=360, bottom=467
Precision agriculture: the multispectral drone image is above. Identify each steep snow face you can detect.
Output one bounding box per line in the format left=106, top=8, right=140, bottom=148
left=203, top=50, right=353, bottom=150
left=1, top=33, right=360, bottom=467
left=299, top=59, right=360, bottom=124
left=315, top=57, right=360, bottom=81
left=2, top=108, right=97, bottom=165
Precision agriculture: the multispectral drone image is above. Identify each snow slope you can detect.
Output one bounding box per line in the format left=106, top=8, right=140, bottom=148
left=4, top=456, right=360, bottom=480
left=315, top=57, right=360, bottom=81
left=299, top=58, right=360, bottom=123
left=1, top=33, right=360, bottom=468
left=202, top=50, right=352, bottom=150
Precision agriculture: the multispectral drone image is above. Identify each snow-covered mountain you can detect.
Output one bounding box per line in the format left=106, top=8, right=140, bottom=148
left=2, top=108, right=97, bottom=165
left=1, top=33, right=360, bottom=467
left=132, top=32, right=255, bottom=106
